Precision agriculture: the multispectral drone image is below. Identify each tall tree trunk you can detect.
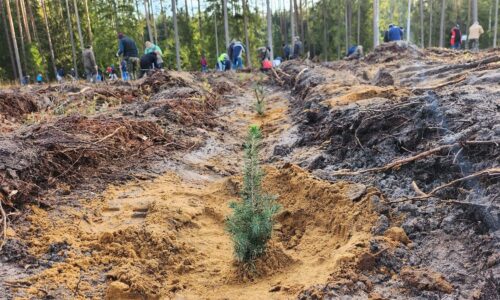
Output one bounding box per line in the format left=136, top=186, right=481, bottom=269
left=406, top=0, right=411, bottom=42
left=20, top=0, right=31, bottom=43
left=299, top=0, right=306, bottom=43
left=184, top=0, right=188, bottom=19
left=14, top=0, right=27, bottom=73
left=322, top=0, right=327, bottom=61
left=389, top=0, right=395, bottom=21
left=290, top=0, right=295, bottom=54
left=144, top=0, right=153, bottom=41
left=223, top=0, right=229, bottom=48
left=5, top=0, right=23, bottom=83
left=197, top=0, right=202, bottom=39
left=0, top=0, right=18, bottom=80
left=266, top=0, right=273, bottom=60
left=420, top=0, right=424, bottom=47
left=439, top=0, right=445, bottom=47
left=494, top=0, right=499, bottom=47
left=242, top=0, right=251, bottom=67
left=429, top=0, right=433, bottom=47
left=40, top=0, right=57, bottom=78
left=135, top=0, right=140, bottom=19
left=472, top=0, right=478, bottom=23
left=293, top=0, right=299, bottom=40
left=26, top=0, right=48, bottom=79
left=373, top=0, right=379, bottom=47
left=149, top=0, right=158, bottom=44
left=357, top=0, right=361, bottom=45
left=84, top=0, right=93, bottom=44
left=172, top=0, right=181, bottom=70
left=467, top=0, right=471, bottom=49
left=214, top=7, right=219, bottom=58
left=345, top=0, right=348, bottom=50
left=111, top=0, right=119, bottom=32
left=64, top=0, right=78, bottom=79
left=73, top=0, right=84, bottom=50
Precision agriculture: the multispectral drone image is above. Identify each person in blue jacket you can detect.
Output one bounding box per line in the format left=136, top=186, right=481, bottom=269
left=384, top=24, right=404, bottom=42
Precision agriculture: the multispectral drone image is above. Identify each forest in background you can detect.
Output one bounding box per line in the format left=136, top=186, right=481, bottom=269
left=0, top=0, right=499, bottom=82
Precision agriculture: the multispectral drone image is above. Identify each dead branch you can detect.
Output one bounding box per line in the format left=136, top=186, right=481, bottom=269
left=92, top=126, right=125, bottom=144
left=390, top=167, right=500, bottom=204
left=331, top=140, right=500, bottom=176
left=270, top=68, right=284, bottom=85
left=0, top=199, right=7, bottom=251
left=412, top=74, right=468, bottom=92
left=295, top=68, right=309, bottom=83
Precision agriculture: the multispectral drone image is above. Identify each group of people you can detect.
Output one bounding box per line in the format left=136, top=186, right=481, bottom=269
left=59, top=33, right=165, bottom=83
left=450, top=21, right=484, bottom=51
left=216, top=36, right=304, bottom=72
left=217, top=39, right=247, bottom=71
left=42, top=20, right=487, bottom=84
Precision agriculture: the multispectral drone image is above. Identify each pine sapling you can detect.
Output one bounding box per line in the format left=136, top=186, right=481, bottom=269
left=254, top=84, right=266, bottom=116
left=226, top=125, right=280, bottom=263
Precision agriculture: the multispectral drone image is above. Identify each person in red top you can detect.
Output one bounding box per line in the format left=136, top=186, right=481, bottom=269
left=450, top=24, right=462, bottom=50
left=200, top=55, right=208, bottom=72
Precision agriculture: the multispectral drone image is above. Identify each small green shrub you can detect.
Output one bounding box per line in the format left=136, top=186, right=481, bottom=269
left=226, top=125, right=280, bottom=263
left=253, top=84, right=266, bottom=116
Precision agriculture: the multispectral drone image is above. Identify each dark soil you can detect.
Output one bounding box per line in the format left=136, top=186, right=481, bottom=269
left=278, top=44, right=500, bottom=299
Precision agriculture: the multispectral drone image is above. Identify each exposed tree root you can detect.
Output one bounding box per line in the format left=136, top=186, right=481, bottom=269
left=399, top=168, right=500, bottom=201
left=331, top=140, right=499, bottom=176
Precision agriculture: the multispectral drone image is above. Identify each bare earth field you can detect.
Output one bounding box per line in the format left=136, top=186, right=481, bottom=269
left=0, top=42, right=499, bottom=299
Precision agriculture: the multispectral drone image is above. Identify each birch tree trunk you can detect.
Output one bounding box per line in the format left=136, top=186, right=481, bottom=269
left=6, top=0, right=23, bottom=82
left=0, top=0, right=19, bottom=80
left=242, top=0, right=251, bottom=67
left=73, top=0, right=84, bottom=50
left=223, top=0, right=229, bottom=48
left=64, top=0, right=78, bottom=78
left=373, top=0, right=379, bottom=47
left=494, top=0, right=499, bottom=47
left=172, top=0, right=181, bottom=70
left=266, top=0, right=273, bottom=60
left=439, top=0, right=445, bottom=47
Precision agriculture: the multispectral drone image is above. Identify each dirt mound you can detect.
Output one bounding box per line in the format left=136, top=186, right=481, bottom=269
left=364, top=41, right=425, bottom=63
left=0, top=115, right=171, bottom=208
left=0, top=91, right=41, bottom=120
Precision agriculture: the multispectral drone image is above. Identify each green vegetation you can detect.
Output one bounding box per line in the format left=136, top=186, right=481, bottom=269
left=226, top=125, right=279, bottom=263
left=253, top=83, right=266, bottom=116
